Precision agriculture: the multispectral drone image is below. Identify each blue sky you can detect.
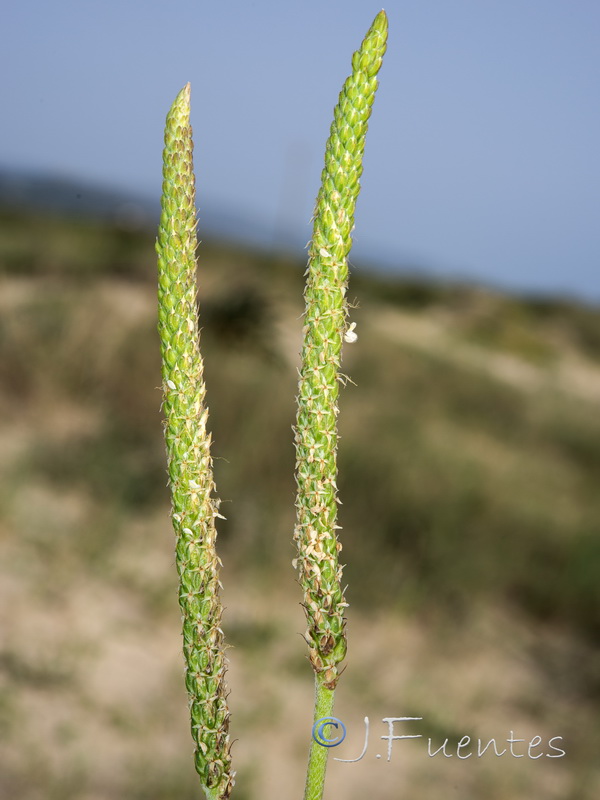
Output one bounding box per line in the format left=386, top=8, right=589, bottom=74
left=3, top=0, right=599, bottom=300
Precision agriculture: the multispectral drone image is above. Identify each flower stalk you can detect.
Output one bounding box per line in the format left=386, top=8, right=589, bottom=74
left=156, top=84, right=234, bottom=800
left=293, top=11, right=388, bottom=800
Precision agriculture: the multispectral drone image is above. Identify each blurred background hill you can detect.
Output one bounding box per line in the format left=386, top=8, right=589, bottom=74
left=0, top=181, right=599, bottom=800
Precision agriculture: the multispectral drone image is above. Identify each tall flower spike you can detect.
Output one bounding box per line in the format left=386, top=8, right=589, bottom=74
left=295, top=6, right=387, bottom=692
left=294, top=12, right=387, bottom=800
left=156, top=84, right=234, bottom=800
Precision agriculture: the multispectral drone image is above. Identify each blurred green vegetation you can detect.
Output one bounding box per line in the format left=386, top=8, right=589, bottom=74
left=2, top=206, right=600, bottom=639
left=1, top=206, right=600, bottom=798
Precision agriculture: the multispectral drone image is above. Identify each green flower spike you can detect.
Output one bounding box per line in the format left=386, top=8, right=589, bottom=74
left=156, top=84, right=234, bottom=800
left=293, top=11, right=387, bottom=800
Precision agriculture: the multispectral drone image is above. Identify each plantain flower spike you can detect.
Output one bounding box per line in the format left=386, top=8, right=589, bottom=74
left=156, top=84, right=234, bottom=800
left=294, top=10, right=388, bottom=692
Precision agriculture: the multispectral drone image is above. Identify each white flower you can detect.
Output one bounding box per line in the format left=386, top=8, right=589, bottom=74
left=344, top=322, right=357, bottom=343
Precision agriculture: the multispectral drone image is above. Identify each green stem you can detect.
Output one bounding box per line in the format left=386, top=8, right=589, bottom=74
left=304, top=676, right=336, bottom=800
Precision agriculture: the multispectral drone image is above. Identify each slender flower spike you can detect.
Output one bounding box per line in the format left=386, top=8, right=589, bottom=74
left=295, top=7, right=387, bottom=691
left=294, top=12, right=387, bottom=800
left=156, top=84, right=234, bottom=800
